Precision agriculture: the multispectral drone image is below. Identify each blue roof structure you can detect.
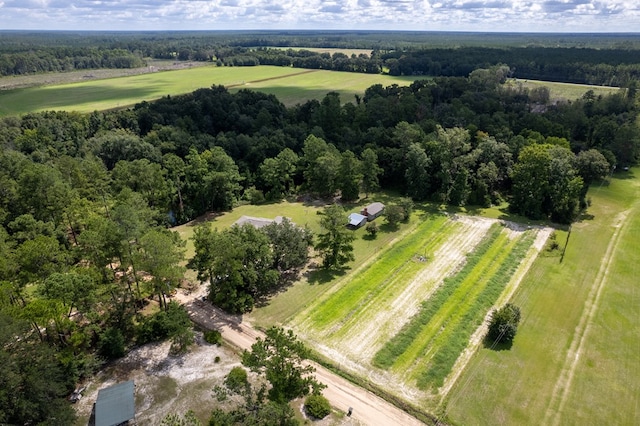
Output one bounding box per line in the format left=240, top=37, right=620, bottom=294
left=348, top=213, right=367, bottom=228
left=95, top=380, right=135, bottom=426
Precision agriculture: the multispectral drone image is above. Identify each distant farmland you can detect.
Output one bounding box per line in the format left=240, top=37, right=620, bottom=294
left=0, top=65, right=416, bottom=116
left=0, top=62, right=619, bottom=117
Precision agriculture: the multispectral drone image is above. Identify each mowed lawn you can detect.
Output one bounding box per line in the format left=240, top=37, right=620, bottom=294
left=444, top=168, right=640, bottom=425
left=0, top=65, right=416, bottom=116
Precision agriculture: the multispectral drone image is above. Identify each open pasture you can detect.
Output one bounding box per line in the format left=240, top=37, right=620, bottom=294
left=444, top=169, right=640, bottom=425
left=0, top=65, right=416, bottom=116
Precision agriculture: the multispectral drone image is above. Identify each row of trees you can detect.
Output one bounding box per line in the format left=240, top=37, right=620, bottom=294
left=0, top=47, right=146, bottom=76
left=3, top=31, right=640, bottom=87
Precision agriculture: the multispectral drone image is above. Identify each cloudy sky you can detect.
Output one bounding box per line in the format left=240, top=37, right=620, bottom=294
left=0, top=0, right=638, bottom=33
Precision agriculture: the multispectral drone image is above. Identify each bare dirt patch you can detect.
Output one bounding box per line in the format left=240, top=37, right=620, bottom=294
left=73, top=335, right=240, bottom=425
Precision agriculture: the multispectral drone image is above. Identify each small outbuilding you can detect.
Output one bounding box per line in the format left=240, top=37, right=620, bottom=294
left=94, top=380, right=135, bottom=426
left=347, top=213, right=368, bottom=229
left=361, top=202, right=385, bottom=221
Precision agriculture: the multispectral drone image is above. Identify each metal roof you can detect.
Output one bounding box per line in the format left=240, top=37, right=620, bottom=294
left=95, top=381, right=135, bottom=426
left=348, top=213, right=367, bottom=226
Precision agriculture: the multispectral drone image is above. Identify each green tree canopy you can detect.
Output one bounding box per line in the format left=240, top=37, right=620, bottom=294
left=242, top=326, right=325, bottom=403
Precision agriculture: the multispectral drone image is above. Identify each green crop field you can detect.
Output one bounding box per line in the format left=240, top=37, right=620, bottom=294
left=443, top=168, right=640, bottom=425
left=0, top=65, right=416, bottom=116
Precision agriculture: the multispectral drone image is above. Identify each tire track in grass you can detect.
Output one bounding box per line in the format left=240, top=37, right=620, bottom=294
left=543, top=210, right=630, bottom=426
left=373, top=224, right=504, bottom=371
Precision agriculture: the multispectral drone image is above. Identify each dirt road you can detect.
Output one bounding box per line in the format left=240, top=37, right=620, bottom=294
left=183, top=297, right=427, bottom=426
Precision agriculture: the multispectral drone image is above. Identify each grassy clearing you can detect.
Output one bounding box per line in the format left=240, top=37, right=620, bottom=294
left=0, top=65, right=416, bottom=116
left=443, top=169, right=640, bottom=425
left=555, top=173, right=640, bottom=425
left=508, top=78, right=620, bottom=101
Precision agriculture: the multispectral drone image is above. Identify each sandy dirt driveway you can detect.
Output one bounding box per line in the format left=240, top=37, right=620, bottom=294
left=184, top=297, right=427, bottom=426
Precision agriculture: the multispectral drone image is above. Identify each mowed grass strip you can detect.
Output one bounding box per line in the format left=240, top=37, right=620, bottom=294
left=415, top=232, right=536, bottom=390
left=373, top=224, right=503, bottom=370
left=304, top=215, right=450, bottom=332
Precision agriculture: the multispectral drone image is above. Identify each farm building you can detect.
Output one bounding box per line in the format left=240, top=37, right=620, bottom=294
left=233, top=215, right=286, bottom=229
left=348, top=213, right=368, bottom=229
left=94, top=380, right=135, bottom=426
left=361, top=202, right=385, bottom=221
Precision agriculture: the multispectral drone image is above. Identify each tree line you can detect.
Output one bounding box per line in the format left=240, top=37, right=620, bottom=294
left=2, top=31, right=640, bottom=87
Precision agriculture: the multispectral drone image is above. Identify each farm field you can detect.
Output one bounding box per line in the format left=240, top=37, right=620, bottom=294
left=0, top=65, right=416, bottom=116
left=199, top=200, right=545, bottom=412
left=444, top=168, right=640, bottom=425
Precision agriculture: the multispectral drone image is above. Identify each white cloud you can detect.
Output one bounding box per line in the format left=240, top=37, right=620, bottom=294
left=0, top=0, right=638, bottom=31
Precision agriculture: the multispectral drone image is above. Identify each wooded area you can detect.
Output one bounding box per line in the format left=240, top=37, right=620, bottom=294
left=0, top=31, right=639, bottom=424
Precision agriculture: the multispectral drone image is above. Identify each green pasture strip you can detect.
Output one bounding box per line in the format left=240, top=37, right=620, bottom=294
left=444, top=169, right=638, bottom=425
left=373, top=224, right=502, bottom=369
left=327, top=219, right=458, bottom=341
left=304, top=215, right=450, bottom=332
left=388, top=226, right=513, bottom=373
left=415, top=232, right=536, bottom=390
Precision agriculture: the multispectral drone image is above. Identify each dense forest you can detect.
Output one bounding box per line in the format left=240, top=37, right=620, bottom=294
left=0, top=41, right=639, bottom=422
left=2, top=31, right=640, bottom=87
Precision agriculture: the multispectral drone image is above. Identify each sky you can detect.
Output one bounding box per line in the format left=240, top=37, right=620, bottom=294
left=0, top=0, right=638, bottom=33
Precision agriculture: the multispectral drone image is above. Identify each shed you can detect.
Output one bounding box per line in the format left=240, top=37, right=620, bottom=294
left=347, top=213, right=367, bottom=229
left=361, top=202, right=385, bottom=221
left=95, top=381, right=135, bottom=426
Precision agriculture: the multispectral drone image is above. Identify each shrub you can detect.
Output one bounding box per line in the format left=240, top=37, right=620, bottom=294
left=99, top=327, right=125, bottom=359
left=487, top=303, right=521, bottom=344
left=305, top=394, right=331, bottom=419
left=204, top=329, right=223, bottom=345
left=224, top=366, right=248, bottom=392
left=137, top=301, right=192, bottom=344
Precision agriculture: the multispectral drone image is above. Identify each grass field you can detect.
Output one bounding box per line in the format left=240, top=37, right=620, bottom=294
left=0, top=62, right=618, bottom=118
left=443, top=168, right=640, bottom=425
left=0, top=65, right=416, bottom=116
left=508, top=78, right=620, bottom=101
